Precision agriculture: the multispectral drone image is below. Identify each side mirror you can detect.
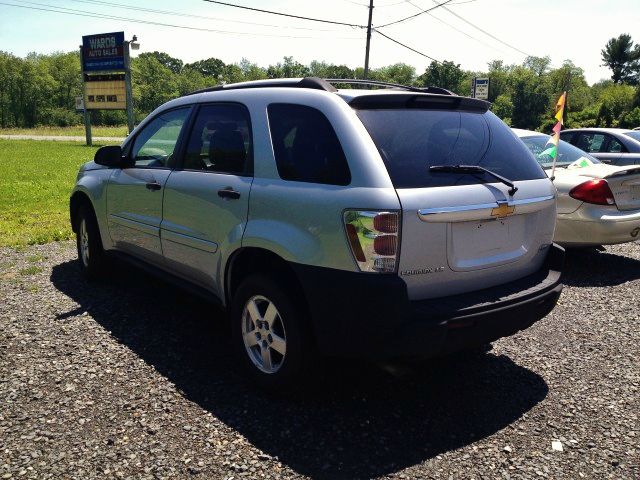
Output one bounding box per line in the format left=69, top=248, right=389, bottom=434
left=94, top=145, right=128, bottom=168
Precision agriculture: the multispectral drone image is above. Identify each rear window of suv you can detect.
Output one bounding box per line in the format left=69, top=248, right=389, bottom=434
left=356, top=109, right=546, bottom=189
left=267, top=104, right=351, bottom=186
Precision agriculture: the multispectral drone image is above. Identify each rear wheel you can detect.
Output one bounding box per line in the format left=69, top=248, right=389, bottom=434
left=231, top=274, right=310, bottom=390
left=75, top=204, right=107, bottom=279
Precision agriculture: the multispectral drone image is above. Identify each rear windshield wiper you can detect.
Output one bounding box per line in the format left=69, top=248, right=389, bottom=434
left=429, top=164, right=518, bottom=195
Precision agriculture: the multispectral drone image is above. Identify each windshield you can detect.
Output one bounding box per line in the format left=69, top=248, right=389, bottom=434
left=356, top=109, right=545, bottom=189
left=624, top=131, right=640, bottom=142
left=520, top=135, right=600, bottom=168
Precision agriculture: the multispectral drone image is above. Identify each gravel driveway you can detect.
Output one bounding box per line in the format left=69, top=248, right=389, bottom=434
left=1, top=241, right=638, bottom=479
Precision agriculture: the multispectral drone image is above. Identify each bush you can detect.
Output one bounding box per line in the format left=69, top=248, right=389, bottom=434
left=619, top=107, right=640, bottom=129
left=39, top=107, right=82, bottom=127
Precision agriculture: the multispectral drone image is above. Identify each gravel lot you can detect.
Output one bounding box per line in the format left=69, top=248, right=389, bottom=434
left=1, top=241, right=639, bottom=479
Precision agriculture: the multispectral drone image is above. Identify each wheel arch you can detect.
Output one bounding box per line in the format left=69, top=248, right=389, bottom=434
left=69, top=190, right=95, bottom=233
left=225, top=247, right=305, bottom=305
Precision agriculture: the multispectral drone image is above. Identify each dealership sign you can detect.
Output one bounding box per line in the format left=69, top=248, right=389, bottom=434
left=82, top=31, right=125, bottom=72
left=472, top=78, right=490, bottom=100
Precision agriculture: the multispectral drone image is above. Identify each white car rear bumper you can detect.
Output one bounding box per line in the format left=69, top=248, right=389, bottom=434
left=555, top=204, right=640, bottom=246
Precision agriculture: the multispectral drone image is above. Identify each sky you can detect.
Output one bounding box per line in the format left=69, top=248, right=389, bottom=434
left=0, top=0, right=638, bottom=85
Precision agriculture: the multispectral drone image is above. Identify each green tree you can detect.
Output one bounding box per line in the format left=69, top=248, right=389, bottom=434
left=308, top=61, right=354, bottom=79
left=523, top=56, right=552, bottom=76
left=417, top=61, right=465, bottom=93
left=486, top=60, right=512, bottom=102
left=491, top=94, right=513, bottom=124
left=267, top=56, right=310, bottom=78
left=601, top=34, right=640, bottom=84
left=184, top=57, right=226, bottom=80
left=238, top=58, right=268, bottom=81
left=138, top=51, right=183, bottom=74
left=508, top=66, right=549, bottom=130
left=595, top=83, right=635, bottom=126
left=370, top=63, right=415, bottom=86
left=131, top=55, right=178, bottom=114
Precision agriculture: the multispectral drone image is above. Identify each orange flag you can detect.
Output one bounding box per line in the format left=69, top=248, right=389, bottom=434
left=554, top=91, right=567, bottom=124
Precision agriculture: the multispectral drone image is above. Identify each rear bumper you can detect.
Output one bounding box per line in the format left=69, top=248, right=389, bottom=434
left=556, top=206, right=640, bottom=246
left=291, top=244, right=565, bottom=358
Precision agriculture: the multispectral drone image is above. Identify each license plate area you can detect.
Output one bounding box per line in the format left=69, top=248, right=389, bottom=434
left=448, top=216, right=528, bottom=271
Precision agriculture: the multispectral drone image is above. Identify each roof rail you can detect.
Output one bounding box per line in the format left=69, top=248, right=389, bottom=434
left=183, top=76, right=455, bottom=97
left=324, top=79, right=454, bottom=96
left=185, top=77, right=337, bottom=96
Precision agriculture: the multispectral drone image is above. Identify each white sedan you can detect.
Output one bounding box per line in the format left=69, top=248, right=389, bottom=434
left=514, top=129, right=640, bottom=247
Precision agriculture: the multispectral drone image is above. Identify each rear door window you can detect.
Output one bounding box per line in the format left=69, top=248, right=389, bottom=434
left=267, top=104, right=351, bottom=186
left=356, top=109, right=545, bottom=188
left=575, top=132, right=606, bottom=153
left=605, top=136, right=626, bottom=153
left=182, top=103, right=253, bottom=175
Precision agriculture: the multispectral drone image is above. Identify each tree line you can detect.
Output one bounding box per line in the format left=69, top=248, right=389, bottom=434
left=1, top=33, right=639, bottom=131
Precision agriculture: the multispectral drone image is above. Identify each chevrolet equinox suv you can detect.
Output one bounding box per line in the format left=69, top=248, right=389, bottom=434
left=70, top=78, right=564, bottom=388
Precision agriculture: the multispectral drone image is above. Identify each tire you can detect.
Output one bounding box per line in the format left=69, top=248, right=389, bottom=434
left=230, top=273, right=311, bottom=390
left=75, top=203, right=107, bottom=280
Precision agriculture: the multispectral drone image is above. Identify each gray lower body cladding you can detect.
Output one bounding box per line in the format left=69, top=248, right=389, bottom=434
left=290, top=244, right=565, bottom=358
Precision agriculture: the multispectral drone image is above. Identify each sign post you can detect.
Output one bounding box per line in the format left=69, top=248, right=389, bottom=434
left=79, top=45, right=92, bottom=146
left=123, top=41, right=135, bottom=133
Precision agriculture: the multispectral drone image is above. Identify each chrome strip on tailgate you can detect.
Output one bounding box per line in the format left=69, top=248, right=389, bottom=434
left=418, top=194, right=555, bottom=223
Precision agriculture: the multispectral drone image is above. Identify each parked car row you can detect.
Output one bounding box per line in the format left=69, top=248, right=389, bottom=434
left=514, top=129, right=640, bottom=247
left=69, top=78, right=635, bottom=389
left=559, top=128, right=640, bottom=165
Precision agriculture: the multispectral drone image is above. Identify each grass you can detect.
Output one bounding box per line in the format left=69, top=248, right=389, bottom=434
left=19, top=265, right=42, bottom=276
left=0, top=126, right=128, bottom=138
left=0, top=139, right=119, bottom=247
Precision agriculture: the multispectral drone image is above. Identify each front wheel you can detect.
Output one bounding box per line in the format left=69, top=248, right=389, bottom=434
left=75, top=204, right=107, bottom=279
left=230, top=274, right=311, bottom=390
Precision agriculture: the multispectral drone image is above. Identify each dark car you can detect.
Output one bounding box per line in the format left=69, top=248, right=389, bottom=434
left=559, top=128, right=640, bottom=165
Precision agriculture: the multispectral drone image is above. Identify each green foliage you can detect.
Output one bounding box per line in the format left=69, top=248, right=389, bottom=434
left=491, top=94, right=513, bottom=125
left=138, top=51, right=183, bottom=74
left=3, top=39, right=640, bottom=133
left=619, top=107, right=640, bottom=128
left=417, top=61, right=465, bottom=94
left=508, top=66, right=550, bottom=130
left=601, top=34, right=640, bottom=84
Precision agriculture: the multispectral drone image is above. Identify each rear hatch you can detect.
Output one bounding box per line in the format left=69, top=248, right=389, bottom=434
left=576, top=164, right=640, bottom=211
left=353, top=94, right=557, bottom=300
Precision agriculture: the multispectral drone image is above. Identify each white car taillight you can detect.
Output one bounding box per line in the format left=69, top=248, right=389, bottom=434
left=343, top=210, right=400, bottom=273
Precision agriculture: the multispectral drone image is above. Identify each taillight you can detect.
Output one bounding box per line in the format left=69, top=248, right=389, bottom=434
left=569, top=179, right=616, bottom=206
left=343, top=211, right=400, bottom=273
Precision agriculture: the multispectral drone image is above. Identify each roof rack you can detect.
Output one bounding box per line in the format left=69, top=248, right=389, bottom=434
left=184, top=76, right=454, bottom=97
left=324, top=78, right=454, bottom=95
left=185, top=77, right=337, bottom=96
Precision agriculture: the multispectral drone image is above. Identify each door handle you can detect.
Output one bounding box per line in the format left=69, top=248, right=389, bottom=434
left=146, top=182, right=162, bottom=191
left=218, top=188, right=241, bottom=200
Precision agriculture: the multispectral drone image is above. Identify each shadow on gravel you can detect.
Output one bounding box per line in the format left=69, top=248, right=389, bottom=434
left=563, top=247, right=640, bottom=287
left=51, top=259, right=548, bottom=480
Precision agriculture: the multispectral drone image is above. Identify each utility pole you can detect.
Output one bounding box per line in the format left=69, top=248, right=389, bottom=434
left=363, top=0, right=374, bottom=79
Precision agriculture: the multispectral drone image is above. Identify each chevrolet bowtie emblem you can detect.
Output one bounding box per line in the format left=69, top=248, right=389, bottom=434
left=491, top=203, right=515, bottom=218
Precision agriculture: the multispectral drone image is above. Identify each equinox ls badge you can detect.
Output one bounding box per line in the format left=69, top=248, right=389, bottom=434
left=401, top=266, right=445, bottom=276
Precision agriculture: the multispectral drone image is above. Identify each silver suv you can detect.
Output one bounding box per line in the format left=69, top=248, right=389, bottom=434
left=70, top=78, right=564, bottom=388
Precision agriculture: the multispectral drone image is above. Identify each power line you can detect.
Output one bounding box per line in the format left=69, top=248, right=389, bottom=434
left=202, top=0, right=366, bottom=28
left=0, top=1, right=362, bottom=40
left=377, top=0, right=455, bottom=28
left=68, top=0, right=344, bottom=32
left=373, top=28, right=440, bottom=63
left=433, top=0, right=531, bottom=56
left=405, top=0, right=509, bottom=55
